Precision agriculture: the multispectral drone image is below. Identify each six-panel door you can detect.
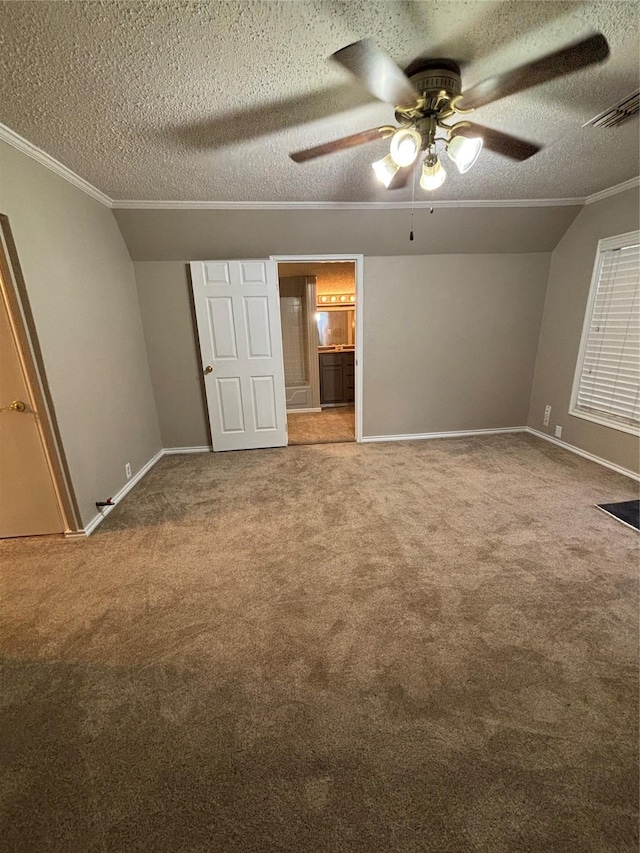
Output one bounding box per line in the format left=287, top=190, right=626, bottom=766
left=190, top=260, right=287, bottom=451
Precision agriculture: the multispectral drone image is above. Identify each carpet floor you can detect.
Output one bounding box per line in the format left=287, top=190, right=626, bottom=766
left=1, top=434, right=638, bottom=852
left=287, top=405, right=355, bottom=445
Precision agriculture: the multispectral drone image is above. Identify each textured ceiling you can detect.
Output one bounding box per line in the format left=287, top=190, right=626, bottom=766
left=0, top=0, right=638, bottom=202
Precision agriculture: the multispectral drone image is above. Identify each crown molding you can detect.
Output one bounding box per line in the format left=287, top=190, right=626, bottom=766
left=584, top=176, right=640, bottom=205
left=111, top=197, right=584, bottom=210
left=1, top=121, right=636, bottom=212
left=0, top=122, right=112, bottom=208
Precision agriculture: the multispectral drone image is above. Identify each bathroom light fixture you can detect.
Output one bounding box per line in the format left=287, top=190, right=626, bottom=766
left=446, top=134, right=483, bottom=173
left=317, top=293, right=357, bottom=306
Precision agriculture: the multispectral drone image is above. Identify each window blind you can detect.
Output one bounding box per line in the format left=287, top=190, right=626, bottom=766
left=576, top=242, right=640, bottom=428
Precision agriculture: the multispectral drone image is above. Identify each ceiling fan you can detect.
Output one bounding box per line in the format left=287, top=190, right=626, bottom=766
left=290, top=34, right=610, bottom=191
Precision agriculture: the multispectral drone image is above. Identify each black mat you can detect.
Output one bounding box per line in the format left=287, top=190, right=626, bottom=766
left=596, top=499, right=640, bottom=530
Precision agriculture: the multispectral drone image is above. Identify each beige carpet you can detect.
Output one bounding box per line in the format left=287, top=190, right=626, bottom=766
left=1, top=434, right=638, bottom=852
left=288, top=405, right=354, bottom=445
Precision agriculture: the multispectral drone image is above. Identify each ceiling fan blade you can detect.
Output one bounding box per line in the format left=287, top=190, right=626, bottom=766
left=290, top=126, right=392, bottom=163
left=455, top=122, right=541, bottom=161
left=331, top=39, right=419, bottom=107
left=457, top=33, right=610, bottom=110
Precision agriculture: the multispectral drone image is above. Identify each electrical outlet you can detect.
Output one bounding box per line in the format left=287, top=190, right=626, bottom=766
left=543, top=405, right=551, bottom=427
left=125, top=462, right=132, bottom=480
left=555, top=425, right=563, bottom=438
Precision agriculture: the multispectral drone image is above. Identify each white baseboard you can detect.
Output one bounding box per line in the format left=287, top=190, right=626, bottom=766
left=69, top=446, right=213, bottom=537
left=75, top=449, right=165, bottom=537
left=361, top=427, right=527, bottom=443
left=526, top=427, right=640, bottom=482
left=287, top=407, right=322, bottom=414
left=164, top=445, right=212, bottom=454
left=67, top=429, right=637, bottom=538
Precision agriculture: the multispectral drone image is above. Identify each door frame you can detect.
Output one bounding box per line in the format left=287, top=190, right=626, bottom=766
left=0, top=214, right=81, bottom=534
left=271, top=254, right=364, bottom=443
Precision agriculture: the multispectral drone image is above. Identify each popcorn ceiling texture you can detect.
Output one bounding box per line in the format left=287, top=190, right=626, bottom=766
left=0, top=1, right=638, bottom=202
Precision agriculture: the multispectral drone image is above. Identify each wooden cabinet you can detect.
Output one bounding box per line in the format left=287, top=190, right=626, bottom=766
left=319, top=351, right=355, bottom=405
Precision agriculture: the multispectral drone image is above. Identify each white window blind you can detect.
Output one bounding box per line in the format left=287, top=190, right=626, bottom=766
left=573, top=238, right=640, bottom=432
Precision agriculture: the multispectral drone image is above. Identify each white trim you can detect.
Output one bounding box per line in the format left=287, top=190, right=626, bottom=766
left=355, top=257, right=364, bottom=445
left=286, top=407, right=322, bottom=414
left=80, top=449, right=164, bottom=536
left=361, top=427, right=526, bottom=443
left=68, top=445, right=214, bottom=536
left=0, top=122, right=111, bottom=208
left=1, top=119, right=636, bottom=212
left=112, top=177, right=636, bottom=210
left=526, top=427, right=640, bottom=482
left=272, top=254, right=364, bottom=443
left=63, top=429, right=639, bottom=539
left=112, top=197, right=583, bottom=211
left=594, top=230, right=640, bottom=253
left=163, top=445, right=212, bottom=454
left=584, top=177, right=640, bottom=205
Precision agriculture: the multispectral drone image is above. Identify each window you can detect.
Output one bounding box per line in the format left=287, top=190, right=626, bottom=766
left=570, top=231, right=640, bottom=435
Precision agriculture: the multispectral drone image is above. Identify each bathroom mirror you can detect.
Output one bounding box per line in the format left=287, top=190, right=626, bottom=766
left=316, top=308, right=355, bottom=348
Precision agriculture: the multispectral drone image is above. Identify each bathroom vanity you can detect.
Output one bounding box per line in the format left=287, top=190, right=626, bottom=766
left=319, top=349, right=355, bottom=405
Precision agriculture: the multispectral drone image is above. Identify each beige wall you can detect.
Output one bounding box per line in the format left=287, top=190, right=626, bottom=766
left=134, top=253, right=550, bottom=446
left=115, top=206, right=580, bottom=260
left=363, top=254, right=550, bottom=437
left=528, top=188, right=640, bottom=474
left=0, top=142, right=161, bottom=527
left=134, top=262, right=210, bottom=448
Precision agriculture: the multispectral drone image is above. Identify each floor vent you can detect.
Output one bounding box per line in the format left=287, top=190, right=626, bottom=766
left=584, top=90, right=640, bottom=128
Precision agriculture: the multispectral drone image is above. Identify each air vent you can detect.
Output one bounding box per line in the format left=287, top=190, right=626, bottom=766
left=584, top=90, right=640, bottom=128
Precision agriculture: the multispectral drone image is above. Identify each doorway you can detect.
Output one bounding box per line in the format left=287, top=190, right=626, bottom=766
left=273, top=255, right=363, bottom=446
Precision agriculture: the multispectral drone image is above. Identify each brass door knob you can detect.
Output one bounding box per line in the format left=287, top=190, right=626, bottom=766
left=9, top=400, right=26, bottom=412
left=204, top=365, right=213, bottom=375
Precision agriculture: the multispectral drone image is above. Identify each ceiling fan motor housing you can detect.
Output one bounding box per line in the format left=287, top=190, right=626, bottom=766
left=407, top=58, right=462, bottom=101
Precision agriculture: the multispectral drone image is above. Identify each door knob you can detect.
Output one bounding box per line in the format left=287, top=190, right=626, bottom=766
left=9, top=400, right=26, bottom=412
left=204, top=365, right=213, bottom=375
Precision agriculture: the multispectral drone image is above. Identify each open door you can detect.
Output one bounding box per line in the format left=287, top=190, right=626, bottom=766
left=0, top=272, right=63, bottom=537
left=190, top=260, right=287, bottom=451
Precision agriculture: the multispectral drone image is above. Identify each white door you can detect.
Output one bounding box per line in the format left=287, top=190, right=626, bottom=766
left=190, top=260, right=287, bottom=451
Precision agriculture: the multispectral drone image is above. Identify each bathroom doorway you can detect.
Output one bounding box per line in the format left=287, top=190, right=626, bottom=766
left=273, top=255, right=363, bottom=446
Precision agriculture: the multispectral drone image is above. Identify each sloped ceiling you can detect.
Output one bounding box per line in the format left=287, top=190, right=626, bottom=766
left=0, top=0, right=639, bottom=203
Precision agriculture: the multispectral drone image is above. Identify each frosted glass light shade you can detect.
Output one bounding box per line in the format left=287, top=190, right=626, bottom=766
left=372, top=154, right=399, bottom=187
left=389, top=127, right=422, bottom=167
left=447, top=135, right=483, bottom=174
left=420, top=156, right=446, bottom=190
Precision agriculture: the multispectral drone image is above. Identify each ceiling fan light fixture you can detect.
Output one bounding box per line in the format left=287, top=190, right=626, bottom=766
left=389, top=127, right=422, bottom=167
left=372, top=154, right=400, bottom=187
left=447, top=134, right=483, bottom=174
left=420, top=154, right=446, bottom=190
